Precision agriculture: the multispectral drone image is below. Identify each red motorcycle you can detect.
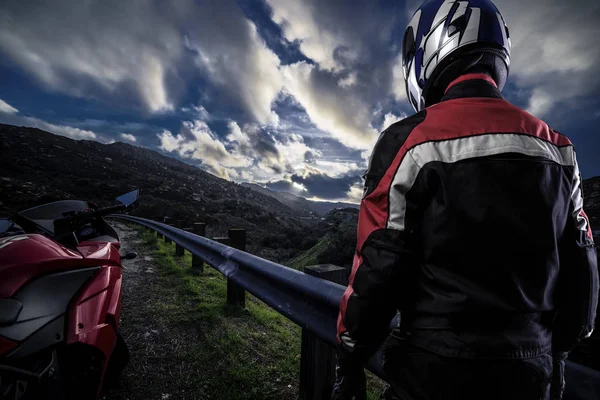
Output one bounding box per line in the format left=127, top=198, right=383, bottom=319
left=0, top=190, right=138, bottom=399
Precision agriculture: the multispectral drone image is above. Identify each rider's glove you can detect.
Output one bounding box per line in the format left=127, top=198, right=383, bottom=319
left=331, top=346, right=367, bottom=400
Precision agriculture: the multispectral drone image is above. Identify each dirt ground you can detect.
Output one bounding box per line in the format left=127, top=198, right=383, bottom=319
left=100, top=222, right=211, bottom=400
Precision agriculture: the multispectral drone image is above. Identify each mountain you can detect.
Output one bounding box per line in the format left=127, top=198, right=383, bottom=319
left=0, top=123, right=314, bottom=262
left=241, top=182, right=359, bottom=216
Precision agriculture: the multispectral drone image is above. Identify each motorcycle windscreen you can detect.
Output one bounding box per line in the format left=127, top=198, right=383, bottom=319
left=18, top=200, right=89, bottom=234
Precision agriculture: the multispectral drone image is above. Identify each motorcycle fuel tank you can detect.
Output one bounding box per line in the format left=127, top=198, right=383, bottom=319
left=0, top=234, right=120, bottom=297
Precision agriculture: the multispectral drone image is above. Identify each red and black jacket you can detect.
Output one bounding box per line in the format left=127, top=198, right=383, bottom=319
left=337, top=73, right=599, bottom=361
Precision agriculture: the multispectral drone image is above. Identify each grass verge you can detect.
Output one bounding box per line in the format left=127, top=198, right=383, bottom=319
left=135, top=225, right=385, bottom=399
left=287, top=236, right=331, bottom=270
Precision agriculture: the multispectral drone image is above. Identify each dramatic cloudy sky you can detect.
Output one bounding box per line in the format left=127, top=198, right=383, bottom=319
left=1, top=0, right=599, bottom=203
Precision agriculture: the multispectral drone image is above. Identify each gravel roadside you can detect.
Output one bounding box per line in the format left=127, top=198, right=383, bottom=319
left=100, top=222, right=209, bottom=400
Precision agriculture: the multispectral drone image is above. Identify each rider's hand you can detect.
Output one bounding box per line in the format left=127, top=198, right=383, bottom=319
left=331, top=349, right=367, bottom=400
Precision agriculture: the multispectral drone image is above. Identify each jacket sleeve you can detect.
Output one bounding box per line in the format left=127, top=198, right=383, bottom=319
left=336, top=117, right=425, bottom=364
left=553, top=153, right=599, bottom=354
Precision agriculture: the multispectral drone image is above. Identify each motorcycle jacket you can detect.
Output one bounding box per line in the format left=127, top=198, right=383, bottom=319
left=337, top=73, right=599, bottom=361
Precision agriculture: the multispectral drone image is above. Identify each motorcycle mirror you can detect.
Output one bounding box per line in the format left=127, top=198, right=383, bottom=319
left=0, top=219, right=15, bottom=234
left=121, top=251, right=137, bottom=260
left=115, top=190, right=139, bottom=207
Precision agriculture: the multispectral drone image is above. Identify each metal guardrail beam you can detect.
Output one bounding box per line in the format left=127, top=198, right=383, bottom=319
left=110, top=215, right=351, bottom=348
left=111, top=214, right=600, bottom=399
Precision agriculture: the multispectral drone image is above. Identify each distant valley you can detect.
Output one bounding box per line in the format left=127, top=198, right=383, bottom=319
left=241, top=182, right=358, bottom=217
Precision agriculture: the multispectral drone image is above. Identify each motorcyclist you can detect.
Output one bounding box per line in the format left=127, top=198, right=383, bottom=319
left=332, top=0, right=599, bottom=399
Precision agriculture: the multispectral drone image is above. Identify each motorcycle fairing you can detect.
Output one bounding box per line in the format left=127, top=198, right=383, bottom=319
left=0, top=268, right=99, bottom=358
left=0, top=234, right=121, bottom=298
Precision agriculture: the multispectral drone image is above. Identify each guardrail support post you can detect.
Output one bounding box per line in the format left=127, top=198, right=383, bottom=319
left=193, top=223, right=207, bottom=236
left=175, top=243, right=184, bottom=257
left=164, top=224, right=175, bottom=244
left=191, top=223, right=207, bottom=273
left=227, top=229, right=246, bottom=310
left=299, top=264, right=347, bottom=400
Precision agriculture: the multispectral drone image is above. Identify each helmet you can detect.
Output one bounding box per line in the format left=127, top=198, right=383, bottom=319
left=402, top=0, right=511, bottom=112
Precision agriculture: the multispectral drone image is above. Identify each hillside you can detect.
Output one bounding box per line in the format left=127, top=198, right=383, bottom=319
left=242, top=182, right=359, bottom=216
left=287, top=207, right=359, bottom=273
left=0, top=123, right=314, bottom=262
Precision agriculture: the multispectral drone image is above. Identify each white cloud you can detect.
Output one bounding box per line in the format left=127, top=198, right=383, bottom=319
left=338, top=72, right=358, bottom=88
left=119, top=133, right=137, bottom=143
left=156, top=117, right=361, bottom=186
left=391, top=54, right=407, bottom=103
left=0, top=1, right=183, bottom=112
left=157, top=120, right=253, bottom=180
left=281, top=62, right=379, bottom=150
left=346, top=183, right=364, bottom=204
left=0, top=102, right=97, bottom=140
left=183, top=8, right=283, bottom=125
left=0, top=0, right=284, bottom=121
left=23, top=118, right=97, bottom=140
left=267, top=0, right=344, bottom=71
left=493, top=0, right=600, bottom=118
left=267, top=0, right=400, bottom=153
left=0, top=99, right=18, bottom=114
left=266, top=0, right=394, bottom=72
left=381, top=112, right=407, bottom=131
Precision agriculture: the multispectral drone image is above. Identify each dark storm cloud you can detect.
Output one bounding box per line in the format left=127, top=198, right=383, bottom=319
left=304, top=151, right=316, bottom=164
left=270, top=164, right=283, bottom=174
left=254, top=137, right=280, bottom=160
left=266, top=180, right=295, bottom=192
left=291, top=171, right=363, bottom=200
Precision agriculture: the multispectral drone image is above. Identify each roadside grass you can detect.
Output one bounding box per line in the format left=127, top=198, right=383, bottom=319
left=287, top=236, right=331, bottom=270
left=134, top=224, right=385, bottom=399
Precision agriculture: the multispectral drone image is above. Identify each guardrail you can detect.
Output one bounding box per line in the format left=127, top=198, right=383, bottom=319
left=110, top=215, right=600, bottom=400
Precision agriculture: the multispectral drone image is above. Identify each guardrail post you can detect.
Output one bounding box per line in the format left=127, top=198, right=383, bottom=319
left=191, top=223, right=206, bottom=273
left=227, top=229, right=247, bottom=309
left=193, top=223, right=206, bottom=236
left=299, top=264, right=347, bottom=400
left=164, top=224, right=173, bottom=244
left=176, top=228, right=194, bottom=257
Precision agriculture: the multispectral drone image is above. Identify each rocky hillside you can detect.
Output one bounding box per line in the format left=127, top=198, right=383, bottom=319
left=0, top=123, right=314, bottom=261
left=242, top=182, right=359, bottom=216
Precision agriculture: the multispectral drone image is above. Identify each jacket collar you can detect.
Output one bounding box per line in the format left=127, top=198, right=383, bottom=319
left=441, top=73, right=503, bottom=102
